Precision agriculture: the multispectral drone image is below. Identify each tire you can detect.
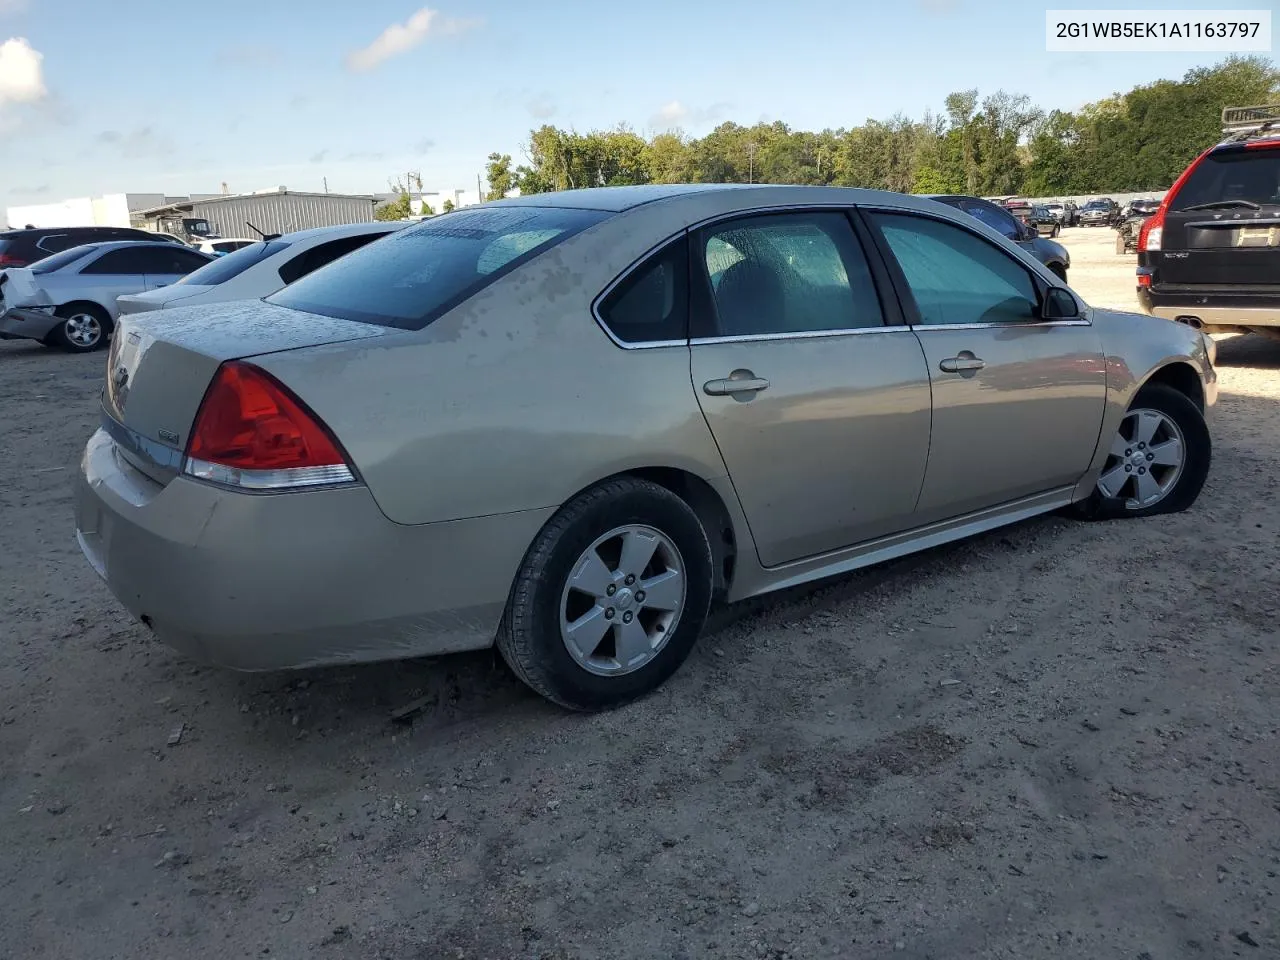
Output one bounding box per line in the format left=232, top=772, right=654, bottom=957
left=1070, top=382, right=1210, bottom=521
left=1248, top=327, right=1280, bottom=342
left=497, top=477, right=714, bottom=711
left=47, top=303, right=111, bottom=353
left=1048, top=263, right=1067, bottom=283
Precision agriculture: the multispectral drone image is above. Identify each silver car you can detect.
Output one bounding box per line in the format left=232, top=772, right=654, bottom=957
left=0, top=241, right=213, bottom=351
left=75, top=185, right=1216, bottom=710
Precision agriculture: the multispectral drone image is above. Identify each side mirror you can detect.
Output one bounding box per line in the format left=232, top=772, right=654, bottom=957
left=1042, top=286, right=1080, bottom=320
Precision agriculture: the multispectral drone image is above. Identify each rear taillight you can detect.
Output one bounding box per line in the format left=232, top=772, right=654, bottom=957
left=183, top=361, right=355, bottom=491
left=0, top=254, right=26, bottom=267
left=1138, top=145, right=1215, bottom=254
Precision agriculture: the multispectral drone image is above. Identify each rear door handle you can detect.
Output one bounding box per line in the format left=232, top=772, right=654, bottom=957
left=703, top=375, right=770, bottom=397
left=938, top=355, right=986, bottom=373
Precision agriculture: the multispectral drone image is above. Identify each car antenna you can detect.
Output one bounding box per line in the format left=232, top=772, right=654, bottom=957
left=244, top=220, right=282, bottom=243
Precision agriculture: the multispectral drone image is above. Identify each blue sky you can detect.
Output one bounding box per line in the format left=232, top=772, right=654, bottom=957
left=0, top=0, right=1274, bottom=214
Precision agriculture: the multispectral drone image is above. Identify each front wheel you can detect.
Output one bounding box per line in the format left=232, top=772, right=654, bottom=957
left=497, top=477, right=714, bottom=711
left=1073, top=383, right=1210, bottom=520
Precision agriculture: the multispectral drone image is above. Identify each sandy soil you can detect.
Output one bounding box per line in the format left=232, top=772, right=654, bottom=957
left=2, top=226, right=1278, bottom=960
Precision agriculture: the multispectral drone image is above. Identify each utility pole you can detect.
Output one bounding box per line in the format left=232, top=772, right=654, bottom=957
left=323, top=176, right=328, bottom=194
left=477, top=172, right=483, bottom=204
left=746, top=141, right=756, bottom=184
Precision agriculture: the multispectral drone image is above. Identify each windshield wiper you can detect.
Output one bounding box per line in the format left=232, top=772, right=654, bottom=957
left=1179, top=199, right=1263, bottom=212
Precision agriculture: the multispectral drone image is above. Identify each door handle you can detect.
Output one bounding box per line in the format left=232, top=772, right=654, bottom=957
left=703, top=374, right=770, bottom=397
left=938, top=355, right=986, bottom=373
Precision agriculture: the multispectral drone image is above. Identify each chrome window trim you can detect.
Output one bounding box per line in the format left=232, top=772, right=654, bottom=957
left=690, top=325, right=913, bottom=346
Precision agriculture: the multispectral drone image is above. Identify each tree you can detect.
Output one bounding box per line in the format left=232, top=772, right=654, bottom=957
left=374, top=174, right=415, bottom=221
left=487, top=56, right=1280, bottom=200
left=442, top=198, right=455, bottom=213
left=485, top=152, right=515, bottom=200
left=420, top=202, right=435, bottom=216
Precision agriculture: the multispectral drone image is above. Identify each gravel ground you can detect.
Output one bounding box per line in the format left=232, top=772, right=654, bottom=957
left=2, top=227, right=1277, bottom=960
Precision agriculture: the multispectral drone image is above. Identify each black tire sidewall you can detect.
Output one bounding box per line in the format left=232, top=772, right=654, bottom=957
left=504, top=482, right=713, bottom=710
left=1087, top=383, right=1210, bottom=520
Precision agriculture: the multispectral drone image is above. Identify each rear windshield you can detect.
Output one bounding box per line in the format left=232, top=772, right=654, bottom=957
left=266, top=205, right=609, bottom=329
left=1172, top=148, right=1280, bottom=210
left=176, top=239, right=290, bottom=286
left=31, top=245, right=96, bottom=274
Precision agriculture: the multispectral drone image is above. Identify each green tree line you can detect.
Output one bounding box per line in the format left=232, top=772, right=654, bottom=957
left=484, top=56, right=1277, bottom=201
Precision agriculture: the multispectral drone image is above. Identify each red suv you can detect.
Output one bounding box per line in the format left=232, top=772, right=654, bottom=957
left=1137, top=105, right=1280, bottom=340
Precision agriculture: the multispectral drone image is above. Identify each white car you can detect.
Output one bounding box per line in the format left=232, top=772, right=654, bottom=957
left=116, top=222, right=405, bottom=315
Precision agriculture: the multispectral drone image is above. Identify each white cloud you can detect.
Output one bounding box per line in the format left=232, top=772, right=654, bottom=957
left=649, top=99, right=731, bottom=131
left=0, top=37, right=46, bottom=110
left=345, top=7, right=480, bottom=73
left=525, top=93, right=556, bottom=120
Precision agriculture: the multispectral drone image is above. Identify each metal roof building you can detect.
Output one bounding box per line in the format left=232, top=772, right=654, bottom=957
left=134, top=188, right=379, bottom=238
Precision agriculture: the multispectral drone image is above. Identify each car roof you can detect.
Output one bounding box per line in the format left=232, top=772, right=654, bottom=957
left=271, top=221, right=410, bottom=243
left=52, top=240, right=211, bottom=257
left=0, top=225, right=150, bottom=238
left=486, top=183, right=966, bottom=216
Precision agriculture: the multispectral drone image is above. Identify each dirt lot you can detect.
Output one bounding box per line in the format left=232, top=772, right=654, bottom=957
left=2, top=226, right=1278, bottom=960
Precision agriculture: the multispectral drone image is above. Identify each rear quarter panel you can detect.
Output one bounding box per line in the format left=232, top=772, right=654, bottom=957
left=252, top=202, right=736, bottom=526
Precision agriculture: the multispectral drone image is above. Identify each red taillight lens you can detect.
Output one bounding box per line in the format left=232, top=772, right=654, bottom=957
left=1139, top=146, right=1216, bottom=253
left=183, top=361, right=355, bottom=490
left=0, top=254, right=27, bottom=267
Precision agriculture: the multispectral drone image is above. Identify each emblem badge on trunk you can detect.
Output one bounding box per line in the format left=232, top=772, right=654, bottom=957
left=112, top=365, right=129, bottom=408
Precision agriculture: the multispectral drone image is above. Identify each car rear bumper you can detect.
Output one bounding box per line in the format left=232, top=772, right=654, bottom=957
left=1137, top=289, right=1280, bottom=328
left=0, top=306, right=60, bottom=341
left=75, top=428, right=554, bottom=671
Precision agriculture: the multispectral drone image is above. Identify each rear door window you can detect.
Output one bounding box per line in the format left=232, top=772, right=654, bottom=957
left=81, top=247, right=153, bottom=275
left=267, top=206, right=608, bottom=329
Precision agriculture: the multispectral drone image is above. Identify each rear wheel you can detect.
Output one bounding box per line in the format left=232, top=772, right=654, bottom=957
left=47, top=304, right=110, bottom=352
left=497, top=477, right=713, bottom=711
left=1072, top=383, right=1209, bottom=520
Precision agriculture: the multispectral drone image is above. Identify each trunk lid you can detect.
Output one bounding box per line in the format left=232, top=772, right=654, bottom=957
left=1156, top=143, right=1280, bottom=288
left=102, top=300, right=394, bottom=484
left=116, top=284, right=212, bottom=316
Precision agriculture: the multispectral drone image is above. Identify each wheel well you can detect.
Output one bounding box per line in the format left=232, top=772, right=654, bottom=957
left=618, top=467, right=738, bottom=598
left=56, top=300, right=112, bottom=323
left=1140, top=362, right=1204, bottom=413
left=1047, top=262, right=1067, bottom=279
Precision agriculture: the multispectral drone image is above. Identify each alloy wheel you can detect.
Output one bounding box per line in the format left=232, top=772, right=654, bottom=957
left=559, top=524, right=687, bottom=677
left=1096, top=407, right=1186, bottom=510
left=63, top=313, right=102, bottom=348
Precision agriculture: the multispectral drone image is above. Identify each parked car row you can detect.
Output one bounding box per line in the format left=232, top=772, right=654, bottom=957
left=0, top=222, right=404, bottom=352
left=72, top=183, right=1214, bottom=711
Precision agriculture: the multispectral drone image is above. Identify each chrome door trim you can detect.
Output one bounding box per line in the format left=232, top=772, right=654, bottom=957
left=912, top=319, right=1092, bottom=331
left=690, top=324, right=913, bottom=346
